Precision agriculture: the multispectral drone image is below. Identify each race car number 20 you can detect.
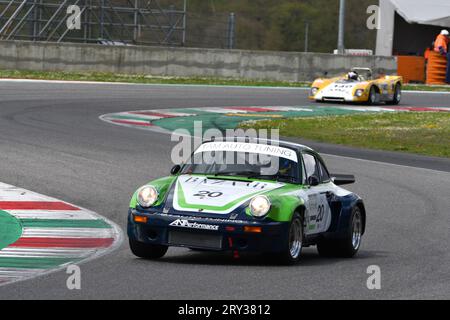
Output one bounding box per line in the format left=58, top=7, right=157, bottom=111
left=193, top=191, right=224, bottom=198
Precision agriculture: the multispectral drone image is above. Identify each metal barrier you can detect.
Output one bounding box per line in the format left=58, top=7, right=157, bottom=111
left=0, top=0, right=187, bottom=46
left=426, top=51, right=447, bottom=85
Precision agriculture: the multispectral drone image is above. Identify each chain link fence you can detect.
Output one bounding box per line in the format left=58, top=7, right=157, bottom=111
left=0, top=0, right=236, bottom=48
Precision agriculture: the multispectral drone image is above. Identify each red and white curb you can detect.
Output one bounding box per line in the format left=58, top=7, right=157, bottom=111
left=99, top=106, right=450, bottom=134
left=0, top=182, right=122, bottom=286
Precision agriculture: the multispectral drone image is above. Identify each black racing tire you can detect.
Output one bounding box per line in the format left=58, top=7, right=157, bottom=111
left=367, top=86, right=377, bottom=105
left=274, top=212, right=304, bottom=265
left=317, top=206, right=363, bottom=258
left=129, top=239, right=168, bottom=259
left=386, top=84, right=402, bottom=105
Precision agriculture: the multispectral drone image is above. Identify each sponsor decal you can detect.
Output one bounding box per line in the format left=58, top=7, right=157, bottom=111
left=154, top=212, right=249, bottom=224
left=170, top=219, right=219, bottom=231
left=195, top=142, right=298, bottom=163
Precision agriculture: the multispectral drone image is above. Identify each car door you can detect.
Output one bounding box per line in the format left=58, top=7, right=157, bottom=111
left=302, top=152, right=334, bottom=235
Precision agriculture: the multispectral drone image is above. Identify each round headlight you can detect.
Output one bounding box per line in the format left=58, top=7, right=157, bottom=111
left=311, top=87, right=319, bottom=96
left=249, top=196, right=271, bottom=218
left=355, top=89, right=364, bottom=97
left=137, top=186, right=159, bottom=208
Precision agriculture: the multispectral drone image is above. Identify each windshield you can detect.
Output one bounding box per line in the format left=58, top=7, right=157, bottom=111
left=181, top=142, right=300, bottom=183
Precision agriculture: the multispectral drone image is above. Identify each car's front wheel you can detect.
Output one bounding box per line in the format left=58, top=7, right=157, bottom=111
left=367, top=87, right=377, bottom=105
left=129, top=239, right=168, bottom=259
left=317, top=206, right=363, bottom=258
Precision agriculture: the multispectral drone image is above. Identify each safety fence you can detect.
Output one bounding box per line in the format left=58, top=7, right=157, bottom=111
left=426, top=51, right=447, bottom=85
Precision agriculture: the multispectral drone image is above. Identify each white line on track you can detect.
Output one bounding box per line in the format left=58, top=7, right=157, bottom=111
left=322, top=153, right=450, bottom=174
left=0, top=248, right=95, bottom=258
left=0, top=269, right=43, bottom=277
left=7, top=210, right=96, bottom=220
left=21, top=227, right=115, bottom=238
left=1, top=78, right=449, bottom=95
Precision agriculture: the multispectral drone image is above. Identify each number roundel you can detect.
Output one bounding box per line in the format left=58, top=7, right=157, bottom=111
left=193, top=191, right=224, bottom=198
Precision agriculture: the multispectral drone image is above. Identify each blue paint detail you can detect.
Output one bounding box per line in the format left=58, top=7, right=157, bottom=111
left=324, top=193, right=365, bottom=239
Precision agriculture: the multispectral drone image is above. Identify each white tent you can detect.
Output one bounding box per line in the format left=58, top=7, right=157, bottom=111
left=391, top=0, right=450, bottom=27
left=376, top=0, right=450, bottom=56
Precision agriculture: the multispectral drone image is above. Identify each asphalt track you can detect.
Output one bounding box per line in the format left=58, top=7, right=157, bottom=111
left=0, top=81, right=449, bottom=299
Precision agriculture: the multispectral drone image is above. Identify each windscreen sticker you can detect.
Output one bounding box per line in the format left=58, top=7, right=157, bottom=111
left=194, top=142, right=298, bottom=163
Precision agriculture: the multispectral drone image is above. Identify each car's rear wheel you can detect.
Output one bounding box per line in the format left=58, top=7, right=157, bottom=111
left=367, top=87, right=377, bottom=105
left=387, top=84, right=401, bottom=105
left=317, top=206, right=363, bottom=258
left=129, top=239, right=168, bottom=259
left=276, top=212, right=304, bottom=265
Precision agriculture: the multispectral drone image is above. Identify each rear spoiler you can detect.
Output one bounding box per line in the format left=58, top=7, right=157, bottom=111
left=331, top=174, right=356, bottom=186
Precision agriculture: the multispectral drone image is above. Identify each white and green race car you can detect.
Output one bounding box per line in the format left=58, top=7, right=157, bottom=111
left=127, top=139, right=366, bottom=264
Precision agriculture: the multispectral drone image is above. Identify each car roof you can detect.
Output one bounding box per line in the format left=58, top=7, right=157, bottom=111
left=201, top=138, right=314, bottom=153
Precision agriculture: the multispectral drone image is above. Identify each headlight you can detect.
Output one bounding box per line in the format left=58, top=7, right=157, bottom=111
left=137, top=186, right=159, bottom=208
left=249, top=196, right=271, bottom=218
left=355, top=89, right=364, bottom=97
left=310, top=87, right=319, bottom=96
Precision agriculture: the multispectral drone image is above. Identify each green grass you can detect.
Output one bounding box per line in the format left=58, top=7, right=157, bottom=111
left=239, top=112, right=450, bottom=158
left=0, top=69, right=310, bottom=88
left=1, top=69, right=449, bottom=91
left=403, top=84, right=450, bottom=92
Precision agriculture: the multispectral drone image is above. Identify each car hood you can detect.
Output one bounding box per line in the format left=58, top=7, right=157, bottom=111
left=170, top=175, right=286, bottom=215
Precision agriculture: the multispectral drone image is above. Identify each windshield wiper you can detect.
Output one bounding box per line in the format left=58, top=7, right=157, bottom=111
left=214, top=170, right=260, bottom=177
left=212, top=171, right=296, bottom=183
left=247, top=173, right=297, bottom=183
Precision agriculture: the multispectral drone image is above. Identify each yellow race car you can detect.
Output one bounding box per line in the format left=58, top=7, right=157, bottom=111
left=309, top=68, right=403, bottom=105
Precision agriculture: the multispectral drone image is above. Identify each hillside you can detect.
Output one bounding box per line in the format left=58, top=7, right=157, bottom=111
left=178, top=0, right=379, bottom=52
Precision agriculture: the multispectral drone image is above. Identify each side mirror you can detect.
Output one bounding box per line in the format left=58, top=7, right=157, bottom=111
left=332, top=174, right=355, bottom=186
left=307, top=175, right=320, bottom=187
left=170, top=165, right=181, bottom=175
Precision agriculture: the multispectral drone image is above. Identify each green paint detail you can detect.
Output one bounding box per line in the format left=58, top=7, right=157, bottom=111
left=0, top=257, right=78, bottom=269
left=20, top=219, right=111, bottom=229
left=251, top=184, right=306, bottom=222
left=130, top=176, right=177, bottom=209
left=308, top=224, right=316, bottom=230
left=0, top=210, right=22, bottom=251
left=176, top=181, right=266, bottom=212
left=150, top=107, right=366, bottom=135
left=174, top=174, right=304, bottom=220
left=107, top=114, right=154, bottom=122
left=130, top=174, right=306, bottom=222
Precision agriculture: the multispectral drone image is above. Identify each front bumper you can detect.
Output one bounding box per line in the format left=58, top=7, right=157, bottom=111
left=309, top=94, right=368, bottom=103
left=127, top=209, right=289, bottom=253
